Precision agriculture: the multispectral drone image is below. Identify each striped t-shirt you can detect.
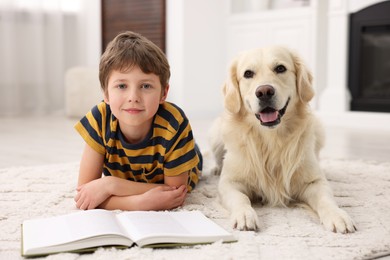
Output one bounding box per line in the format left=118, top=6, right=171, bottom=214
left=75, top=101, right=201, bottom=191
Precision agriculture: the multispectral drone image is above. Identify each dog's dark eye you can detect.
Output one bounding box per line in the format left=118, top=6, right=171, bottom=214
left=274, top=65, right=286, bottom=74
left=244, top=70, right=254, bottom=78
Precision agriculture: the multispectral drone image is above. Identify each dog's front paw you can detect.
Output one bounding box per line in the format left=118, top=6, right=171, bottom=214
left=320, top=207, right=357, bottom=233
left=231, top=206, right=259, bottom=231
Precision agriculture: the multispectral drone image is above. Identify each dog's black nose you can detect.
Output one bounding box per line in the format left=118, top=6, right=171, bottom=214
left=256, top=85, right=275, bottom=100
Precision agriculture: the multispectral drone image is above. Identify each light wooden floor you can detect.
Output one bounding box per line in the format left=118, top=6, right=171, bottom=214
left=0, top=115, right=389, bottom=169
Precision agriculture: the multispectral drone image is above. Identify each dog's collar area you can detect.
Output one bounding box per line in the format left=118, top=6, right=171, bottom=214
left=255, top=98, right=290, bottom=128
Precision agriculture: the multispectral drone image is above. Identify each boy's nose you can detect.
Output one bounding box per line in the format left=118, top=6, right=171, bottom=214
left=127, top=88, right=140, bottom=102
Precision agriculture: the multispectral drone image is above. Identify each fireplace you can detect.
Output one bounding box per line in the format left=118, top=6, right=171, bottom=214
left=348, top=1, right=390, bottom=112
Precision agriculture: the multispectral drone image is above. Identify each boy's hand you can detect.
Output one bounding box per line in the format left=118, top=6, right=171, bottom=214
left=139, top=185, right=187, bottom=211
left=74, top=178, right=111, bottom=210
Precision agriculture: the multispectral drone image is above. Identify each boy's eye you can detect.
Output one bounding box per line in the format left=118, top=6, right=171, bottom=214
left=141, top=84, right=151, bottom=89
left=117, top=84, right=126, bottom=89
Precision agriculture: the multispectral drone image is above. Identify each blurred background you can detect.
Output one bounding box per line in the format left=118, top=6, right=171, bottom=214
left=0, top=0, right=389, bottom=168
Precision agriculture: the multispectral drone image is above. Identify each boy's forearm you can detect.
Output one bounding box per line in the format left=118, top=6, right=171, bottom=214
left=105, top=176, right=165, bottom=196
left=98, top=195, right=145, bottom=211
left=98, top=185, right=187, bottom=211
left=98, top=195, right=174, bottom=211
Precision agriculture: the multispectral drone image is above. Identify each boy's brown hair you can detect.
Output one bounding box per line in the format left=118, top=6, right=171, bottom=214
left=99, top=31, right=170, bottom=94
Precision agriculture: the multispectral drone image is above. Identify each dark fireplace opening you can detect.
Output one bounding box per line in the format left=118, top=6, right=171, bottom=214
left=348, top=1, right=390, bottom=112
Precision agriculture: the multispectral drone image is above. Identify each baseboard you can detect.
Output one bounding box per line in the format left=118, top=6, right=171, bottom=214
left=315, top=111, right=390, bottom=131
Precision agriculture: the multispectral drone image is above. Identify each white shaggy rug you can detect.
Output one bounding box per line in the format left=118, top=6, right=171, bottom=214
left=1, top=158, right=390, bottom=260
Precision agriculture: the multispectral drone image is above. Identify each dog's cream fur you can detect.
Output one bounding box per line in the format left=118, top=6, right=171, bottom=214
left=209, top=46, right=356, bottom=233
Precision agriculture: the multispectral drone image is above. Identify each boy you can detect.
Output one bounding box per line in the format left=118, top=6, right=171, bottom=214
left=74, top=31, right=202, bottom=211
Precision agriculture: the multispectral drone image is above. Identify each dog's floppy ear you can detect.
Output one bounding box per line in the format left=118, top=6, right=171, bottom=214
left=293, top=52, right=314, bottom=103
left=223, top=58, right=242, bottom=114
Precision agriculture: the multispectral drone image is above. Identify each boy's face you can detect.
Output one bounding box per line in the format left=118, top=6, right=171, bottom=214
left=104, top=66, right=168, bottom=139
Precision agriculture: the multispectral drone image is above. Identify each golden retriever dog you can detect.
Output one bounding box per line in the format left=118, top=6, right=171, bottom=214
left=209, top=46, right=356, bottom=233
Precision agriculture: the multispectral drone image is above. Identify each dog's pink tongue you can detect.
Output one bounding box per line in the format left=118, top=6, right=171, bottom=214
left=259, top=111, right=278, bottom=123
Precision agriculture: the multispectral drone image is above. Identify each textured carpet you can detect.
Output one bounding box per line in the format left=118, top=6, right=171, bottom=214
left=1, top=158, right=390, bottom=260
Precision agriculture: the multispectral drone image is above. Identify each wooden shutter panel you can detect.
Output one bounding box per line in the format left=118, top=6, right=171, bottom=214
left=101, top=0, right=166, bottom=53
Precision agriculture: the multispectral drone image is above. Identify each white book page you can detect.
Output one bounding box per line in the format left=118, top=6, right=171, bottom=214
left=116, top=211, right=188, bottom=241
left=116, top=211, right=233, bottom=245
left=170, top=211, right=232, bottom=237
left=23, top=209, right=129, bottom=251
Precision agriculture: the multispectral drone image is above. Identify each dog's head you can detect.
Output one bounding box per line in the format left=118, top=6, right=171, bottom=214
left=223, top=46, right=314, bottom=128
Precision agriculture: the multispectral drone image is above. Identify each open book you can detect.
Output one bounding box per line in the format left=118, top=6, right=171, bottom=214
left=21, top=209, right=236, bottom=257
